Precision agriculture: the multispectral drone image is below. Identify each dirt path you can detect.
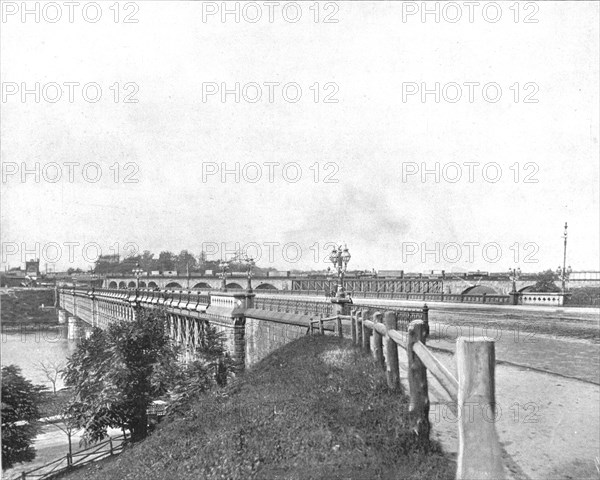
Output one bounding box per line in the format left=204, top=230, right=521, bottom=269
left=396, top=348, right=600, bottom=480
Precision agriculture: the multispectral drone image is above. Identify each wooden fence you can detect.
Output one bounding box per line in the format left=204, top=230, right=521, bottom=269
left=14, top=434, right=127, bottom=480
left=310, top=309, right=505, bottom=480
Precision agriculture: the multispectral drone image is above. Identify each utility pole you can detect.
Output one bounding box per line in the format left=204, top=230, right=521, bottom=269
left=562, top=222, right=568, bottom=290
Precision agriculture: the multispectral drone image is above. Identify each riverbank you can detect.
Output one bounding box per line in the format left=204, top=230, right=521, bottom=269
left=60, top=335, right=455, bottom=479
left=1, top=288, right=57, bottom=327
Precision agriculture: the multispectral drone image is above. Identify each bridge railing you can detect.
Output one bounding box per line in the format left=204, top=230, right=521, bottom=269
left=258, top=289, right=512, bottom=305
left=58, top=288, right=212, bottom=323
left=351, top=303, right=427, bottom=333
left=253, top=296, right=334, bottom=317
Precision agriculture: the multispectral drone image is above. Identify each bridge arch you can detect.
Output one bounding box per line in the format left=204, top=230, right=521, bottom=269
left=148, top=281, right=158, bottom=288
left=165, top=282, right=183, bottom=289
left=518, top=285, right=536, bottom=293
left=226, top=282, right=243, bottom=290
left=255, top=283, right=277, bottom=290
left=192, top=282, right=212, bottom=290
left=139, top=281, right=146, bottom=288
left=118, top=281, right=127, bottom=289
left=128, top=281, right=136, bottom=288
left=108, top=281, right=118, bottom=288
left=461, top=285, right=499, bottom=295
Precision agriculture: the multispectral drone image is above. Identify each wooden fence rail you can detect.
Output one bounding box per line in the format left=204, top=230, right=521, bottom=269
left=14, top=434, right=127, bottom=480
left=311, top=308, right=505, bottom=480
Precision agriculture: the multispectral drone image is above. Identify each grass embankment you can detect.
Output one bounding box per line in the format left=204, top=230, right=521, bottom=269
left=63, top=335, right=454, bottom=480
left=1, top=288, right=56, bottom=327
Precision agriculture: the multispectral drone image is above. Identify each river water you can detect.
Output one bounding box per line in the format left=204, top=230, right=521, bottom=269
left=1, top=327, right=77, bottom=390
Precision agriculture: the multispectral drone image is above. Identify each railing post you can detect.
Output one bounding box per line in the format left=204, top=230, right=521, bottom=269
left=456, top=338, right=505, bottom=480
left=383, top=311, right=400, bottom=391
left=337, top=315, right=343, bottom=338
left=351, top=311, right=357, bottom=344
left=372, top=312, right=384, bottom=369
left=109, top=437, right=114, bottom=455
left=319, top=315, right=324, bottom=335
left=407, top=320, right=430, bottom=444
left=361, top=311, right=371, bottom=353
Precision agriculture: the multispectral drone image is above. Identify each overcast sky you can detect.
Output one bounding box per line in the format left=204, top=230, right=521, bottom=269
left=1, top=1, right=599, bottom=273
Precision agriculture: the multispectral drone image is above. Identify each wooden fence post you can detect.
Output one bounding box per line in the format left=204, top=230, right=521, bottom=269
left=351, top=310, right=357, bottom=344
left=407, top=320, right=430, bottom=443
left=383, top=311, right=400, bottom=391
left=319, top=315, right=324, bottom=335
left=356, top=310, right=364, bottom=347
left=109, top=437, right=114, bottom=455
left=372, top=312, right=384, bottom=369
left=362, top=311, right=371, bottom=353
left=456, top=338, right=505, bottom=480
left=422, top=304, right=430, bottom=337
left=337, top=315, right=343, bottom=338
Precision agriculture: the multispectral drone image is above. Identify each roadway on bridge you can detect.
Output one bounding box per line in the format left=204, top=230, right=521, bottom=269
left=257, top=293, right=600, bottom=384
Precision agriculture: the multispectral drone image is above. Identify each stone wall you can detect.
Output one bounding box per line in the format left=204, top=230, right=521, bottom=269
left=245, top=316, right=308, bottom=367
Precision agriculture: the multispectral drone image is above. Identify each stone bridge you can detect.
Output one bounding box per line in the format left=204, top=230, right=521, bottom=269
left=103, top=275, right=290, bottom=291
left=56, top=287, right=428, bottom=368
left=103, top=273, right=599, bottom=296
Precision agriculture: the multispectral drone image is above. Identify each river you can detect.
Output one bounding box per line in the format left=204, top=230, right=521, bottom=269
left=1, top=327, right=77, bottom=390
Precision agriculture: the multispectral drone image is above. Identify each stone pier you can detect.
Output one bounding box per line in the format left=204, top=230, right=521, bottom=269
left=67, top=315, right=84, bottom=341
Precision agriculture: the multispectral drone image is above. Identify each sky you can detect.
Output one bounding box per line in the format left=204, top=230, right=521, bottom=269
left=1, top=1, right=599, bottom=273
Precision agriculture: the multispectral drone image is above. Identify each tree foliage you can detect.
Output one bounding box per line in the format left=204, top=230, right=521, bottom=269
left=63, top=309, right=180, bottom=443
left=531, top=269, right=561, bottom=292
left=169, top=325, right=234, bottom=413
left=1, top=365, right=43, bottom=470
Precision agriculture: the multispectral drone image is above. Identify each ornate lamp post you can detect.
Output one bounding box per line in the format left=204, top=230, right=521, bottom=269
left=219, top=260, right=229, bottom=291
left=508, top=267, right=521, bottom=293
left=556, top=265, right=572, bottom=293
left=132, top=263, right=144, bottom=289
left=328, top=244, right=351, bottom=299
left=244, top=256, right=255, bottom=292
left=325, top=266, right=334, bottom=297
left=557, top=222, right=572, bottom=293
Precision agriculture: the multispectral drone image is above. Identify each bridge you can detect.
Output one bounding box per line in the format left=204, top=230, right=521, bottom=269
left=102, top=271, right=600, bottom=295
left=56, top=287, right=428, bottom=368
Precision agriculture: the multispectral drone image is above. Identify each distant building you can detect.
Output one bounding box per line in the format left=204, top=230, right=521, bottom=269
left=25, top=259, right=40, bottom=278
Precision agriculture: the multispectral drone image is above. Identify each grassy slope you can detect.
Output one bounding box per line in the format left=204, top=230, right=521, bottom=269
left=63, top=335, right=454, bottom=480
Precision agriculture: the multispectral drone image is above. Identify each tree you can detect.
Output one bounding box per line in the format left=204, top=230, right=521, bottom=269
left=158, top=251, right=176, bottom=272
left=140, top=250, right=155, bottom=271
left=175, top=250, right=198, bottom=274
left=169, top=325, right=234, bottom=414
left=1, top=365, right=43, bottom=470
left=63, top=309, right=179, bottom=443
left=34, top=360, right=65, bottom=394
left=531, top=269, right=560, bottom=292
